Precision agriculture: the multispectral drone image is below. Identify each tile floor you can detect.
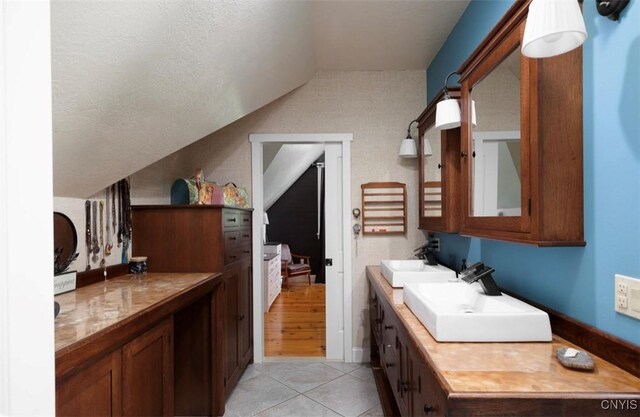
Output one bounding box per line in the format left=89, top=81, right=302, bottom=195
left=225, top=362, right=383, bottom=417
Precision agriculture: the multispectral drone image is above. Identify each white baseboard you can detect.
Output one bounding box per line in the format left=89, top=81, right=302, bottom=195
left=352, top=347, right=371, bottom=363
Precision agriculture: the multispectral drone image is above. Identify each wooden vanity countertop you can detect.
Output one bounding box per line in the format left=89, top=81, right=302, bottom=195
left=55, top=272, right=221, bottom=359
left=367, top=266, right=640, bottom=394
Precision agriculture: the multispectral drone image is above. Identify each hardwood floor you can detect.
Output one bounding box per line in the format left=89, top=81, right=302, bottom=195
left=264, top=282, right=326, bottom=357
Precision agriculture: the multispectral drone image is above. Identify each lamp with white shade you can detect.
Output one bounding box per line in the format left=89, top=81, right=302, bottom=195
left=399, top=119, right=419, bottom=158
left=435, top=71, right=478, bottom=130
left=521, top=0, right=588, bottom=58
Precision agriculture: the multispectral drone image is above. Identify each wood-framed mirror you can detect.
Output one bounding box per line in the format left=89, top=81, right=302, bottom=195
left=457, top=0, right=584, bottom=246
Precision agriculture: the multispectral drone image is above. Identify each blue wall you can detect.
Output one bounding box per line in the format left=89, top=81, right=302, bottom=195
left=427, top=0, right=640, bottom=345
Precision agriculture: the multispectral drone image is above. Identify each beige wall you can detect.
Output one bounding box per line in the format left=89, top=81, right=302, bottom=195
left=131, top=70, right=428, bottom=354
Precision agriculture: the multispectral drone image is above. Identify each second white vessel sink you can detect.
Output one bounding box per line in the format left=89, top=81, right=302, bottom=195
left=380, top=260, right=456, bottom=288
left=403, top=282, right=552, bottom=342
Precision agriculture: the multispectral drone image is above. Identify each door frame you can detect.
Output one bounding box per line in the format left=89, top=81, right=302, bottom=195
left=250, top=133, right=353, bottom=363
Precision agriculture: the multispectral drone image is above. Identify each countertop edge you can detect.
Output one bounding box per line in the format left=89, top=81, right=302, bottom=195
left=55, top=272, right=223, bottom=378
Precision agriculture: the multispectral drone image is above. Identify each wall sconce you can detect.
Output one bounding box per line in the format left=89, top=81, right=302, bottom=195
left=399, top=119, right=418, bottom=158
left=597, top=0, right=630, bottom=20
left=522, top=0, right=588, bottom=58
left=435, top=72, right=461, bottom=130
left=423, top=135, right=433, bottom=156
left=435, top=72, right=477, bottom=130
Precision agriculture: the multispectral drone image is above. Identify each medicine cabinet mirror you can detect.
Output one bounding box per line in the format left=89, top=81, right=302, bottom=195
left=458, top=6, right=584, bottom=246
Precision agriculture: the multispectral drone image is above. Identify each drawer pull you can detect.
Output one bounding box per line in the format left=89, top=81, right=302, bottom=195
left=384, top=325, right=393, bottom=330
left=424, top=405, right=435, bottom=414
left=227, top=217, right=237, bottom=223
left=402, top=382, right=410, bottom=393
left=243, top=234, right=250, bottom=238
left=243, top=250, right=250, bottom=254
left=229, top=237, right=237, bottom=241
left=239, top=314, right=245, bottom=321
left=229, top=255, right=237, bottom=260
left=242, top=218, right=249, bottom=222
left=385, top=363, right=394, bottom=368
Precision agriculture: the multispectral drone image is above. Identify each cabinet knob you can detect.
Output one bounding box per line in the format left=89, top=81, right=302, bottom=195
left=424, top=405, right=435, bottom=414
left=384, top=325, right=393, bottom=330
left=385, top=363, right=394, bottom=368
left=239, top=315, right=245, bottom=321
left=437, top=163, right=443, bottom=169
left=402, top=382, right=410, bottom=393
left=230, top=237, right=237, bottom=241
left=228, top=217, right=236, bottom=222
left=460, top=151, right=468, bottom=158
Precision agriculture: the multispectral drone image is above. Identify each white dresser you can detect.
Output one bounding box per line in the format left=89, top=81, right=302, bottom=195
left=263, top=243, right=282, bottom=312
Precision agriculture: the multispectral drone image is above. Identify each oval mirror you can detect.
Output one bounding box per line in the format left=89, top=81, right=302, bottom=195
left=53, top=212, right=78, bottom=275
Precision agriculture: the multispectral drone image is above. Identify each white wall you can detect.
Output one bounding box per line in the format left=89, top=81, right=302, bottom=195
left=0, top=1, right=55, bottom=414
left=131, top=70, right=428, bottom=351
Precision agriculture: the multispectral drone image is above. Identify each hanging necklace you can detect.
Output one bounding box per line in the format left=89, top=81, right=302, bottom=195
left=99, top=201, right=106, bottom=267
left=105, top=188, right=113, bottom=256
left=85, top=200, right=91, bottom=270
left=91, top=201, right=100, bottom=263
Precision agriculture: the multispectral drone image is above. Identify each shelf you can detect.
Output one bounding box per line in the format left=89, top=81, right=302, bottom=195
left=361, top=182, right=407, bottom=235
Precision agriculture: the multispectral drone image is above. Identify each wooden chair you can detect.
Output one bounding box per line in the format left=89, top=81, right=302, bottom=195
left=280, top=244, right=311, bottom=290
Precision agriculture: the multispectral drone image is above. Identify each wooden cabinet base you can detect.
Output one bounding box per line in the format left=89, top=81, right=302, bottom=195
left=57, top=350, right=122, bottom=417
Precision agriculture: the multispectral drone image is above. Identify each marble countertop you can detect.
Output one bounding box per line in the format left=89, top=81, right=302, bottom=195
left=55, top=272, right=219, bottom=353
left=367, top=266, right=640, bottom=394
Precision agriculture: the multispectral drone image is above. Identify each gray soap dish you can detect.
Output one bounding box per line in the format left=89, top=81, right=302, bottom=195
left=556, top=347, right=595, bottom=371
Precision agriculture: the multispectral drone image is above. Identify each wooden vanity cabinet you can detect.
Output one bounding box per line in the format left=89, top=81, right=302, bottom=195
left=132, top=205, right=254, bottom=398
left=368, top=267, right=640, bottom=417
left=57, top=318, right=173, bottom=417
left=417, top=88, right=461, bottom=233
left=457, top=0, right=584, bottom=246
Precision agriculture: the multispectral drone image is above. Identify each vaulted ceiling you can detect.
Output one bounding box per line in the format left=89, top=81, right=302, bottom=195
left=52, top=0, right=469, bottom=197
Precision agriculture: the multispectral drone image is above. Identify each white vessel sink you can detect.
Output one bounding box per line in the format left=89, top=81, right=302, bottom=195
left=380, top=260, right=456, bottom=288
left=403, top=282, right=552, bottom=342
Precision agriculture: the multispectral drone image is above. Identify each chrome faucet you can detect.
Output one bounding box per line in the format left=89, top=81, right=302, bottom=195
left=459, top=262, right=502, bottom=296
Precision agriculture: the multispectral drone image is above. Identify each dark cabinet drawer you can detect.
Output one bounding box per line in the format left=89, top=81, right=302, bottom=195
left=225, top=231, right=240, bottom=246
left=223, top=212, right=240, bottom=228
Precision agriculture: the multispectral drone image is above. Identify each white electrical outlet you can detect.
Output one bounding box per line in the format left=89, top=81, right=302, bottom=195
left=616, top=294, right=628, bottom=309
left=616, top=281, right=628, bottom=295
left=615, top=274, right=640, bottom=320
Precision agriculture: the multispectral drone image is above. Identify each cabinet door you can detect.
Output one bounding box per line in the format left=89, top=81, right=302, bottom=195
left=122, top=318, right=173, bottom=417
left=238, top=258, right=253, bottom=369
left=57, top=350, right=122, bottom=417
left=411, top=359, right=446, bottom=417
left=223, top=265, right=241, bottom=394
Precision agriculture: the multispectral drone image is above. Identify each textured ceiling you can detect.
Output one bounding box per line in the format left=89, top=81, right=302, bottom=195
left=312, top=0, right=470, bottom=71
left=52, top=0, right=469, bottom=197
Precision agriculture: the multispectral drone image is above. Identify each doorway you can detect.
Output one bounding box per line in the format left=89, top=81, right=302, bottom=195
left=263, top=148, right=326, bottom=357
left=250, top=134, right=353, bottom=363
